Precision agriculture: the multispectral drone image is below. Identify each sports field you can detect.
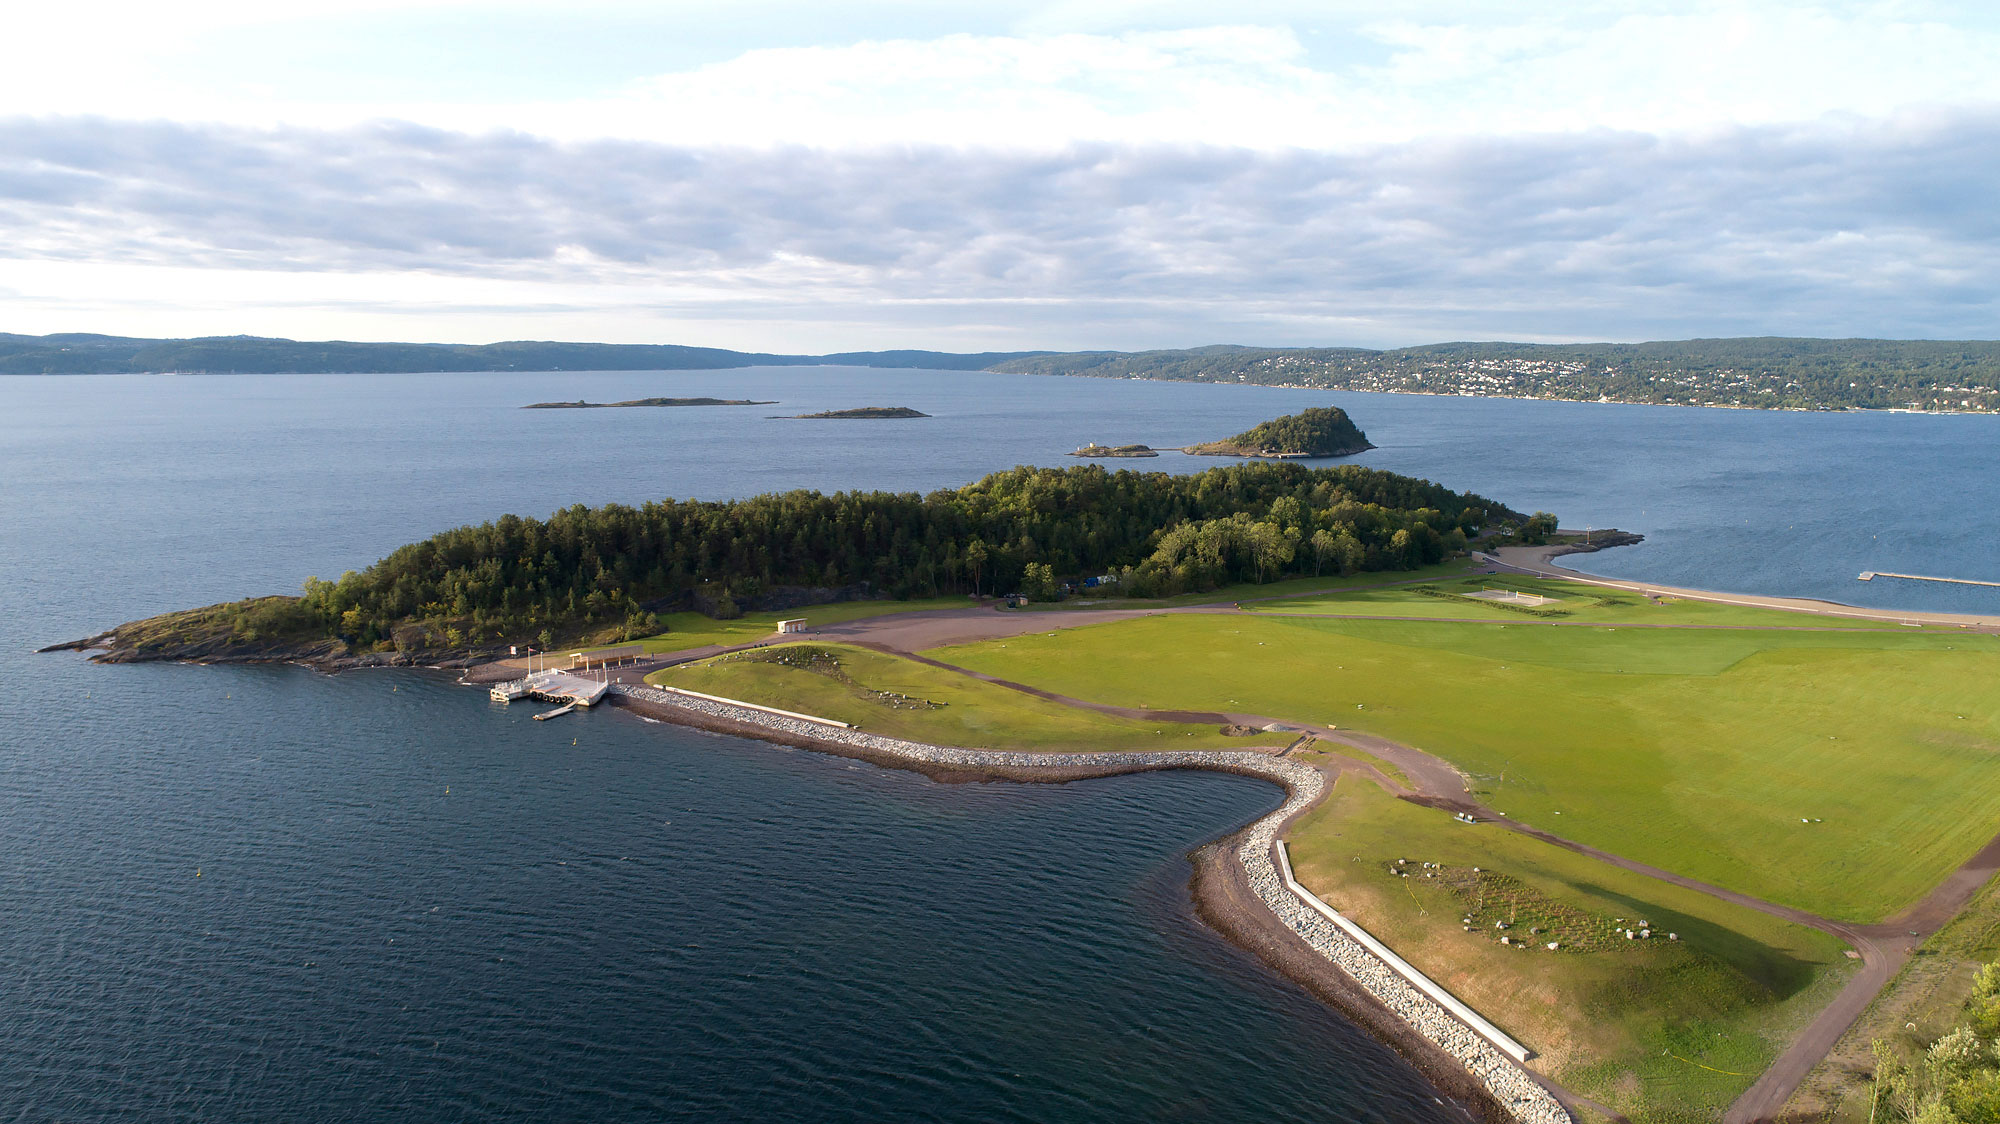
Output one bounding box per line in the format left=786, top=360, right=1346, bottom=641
left=1285, top=774, right=1850, bottom=1123
left=647, top=641, right=1251, bottom=753
left=929, top=613, right=2000, bottom=920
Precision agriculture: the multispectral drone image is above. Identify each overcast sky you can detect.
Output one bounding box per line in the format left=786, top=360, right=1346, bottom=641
left=3, top=1, right=1997, bottom=350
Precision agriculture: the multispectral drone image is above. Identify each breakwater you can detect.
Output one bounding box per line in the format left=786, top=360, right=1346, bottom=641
left=602, top=680, right=1571, bottom=1124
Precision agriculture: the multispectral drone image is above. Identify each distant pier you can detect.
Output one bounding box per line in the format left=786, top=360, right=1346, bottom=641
left=1859, top=571, right=2000, bottom=589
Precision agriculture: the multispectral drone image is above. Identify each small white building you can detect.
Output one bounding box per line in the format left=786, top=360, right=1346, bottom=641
left=775, top=618, right=807, bottom=634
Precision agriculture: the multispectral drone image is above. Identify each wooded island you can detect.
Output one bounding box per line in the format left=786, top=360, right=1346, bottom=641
left=61, top=461, right=1517, bottom=664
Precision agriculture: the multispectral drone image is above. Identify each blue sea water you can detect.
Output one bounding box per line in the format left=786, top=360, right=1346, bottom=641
left=1, top=368, right=1994, bottom=1122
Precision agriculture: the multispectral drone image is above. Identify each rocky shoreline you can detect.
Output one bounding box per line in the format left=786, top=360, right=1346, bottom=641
left=39, top=631, right=508, bottom=671
left=597, top=680, right=1572, bottom=1124
left=1542, top=530, right=1645, bottom=556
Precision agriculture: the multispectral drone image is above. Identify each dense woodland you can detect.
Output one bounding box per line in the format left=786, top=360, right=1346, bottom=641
left=1192, top=406, right=1373, bottom=456
left=216, top=462, right=1519, bottom=652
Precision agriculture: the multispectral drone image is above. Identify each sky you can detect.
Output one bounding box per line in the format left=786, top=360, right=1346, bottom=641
left=3, top=1, right=1997, bottom=351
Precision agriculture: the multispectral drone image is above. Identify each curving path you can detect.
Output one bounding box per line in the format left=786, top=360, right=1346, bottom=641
left=819, top=600, right=1992, bottom=1122
left=621, top=568, right=2000, bottom=1122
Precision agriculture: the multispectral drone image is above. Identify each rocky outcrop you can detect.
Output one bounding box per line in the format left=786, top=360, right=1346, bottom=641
left=1546, top=530, right=1645, bottom=555
left=42, top=627, right=508, bottom=670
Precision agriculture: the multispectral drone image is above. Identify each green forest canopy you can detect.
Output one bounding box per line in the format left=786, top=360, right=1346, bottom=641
left=208, top=462, right=1522, bottom=652
left=1195, top=406, right=1373, bottom=455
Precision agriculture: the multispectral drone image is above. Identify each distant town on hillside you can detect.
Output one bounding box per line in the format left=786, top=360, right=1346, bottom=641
left=5, top=332, right=1997, bottom=412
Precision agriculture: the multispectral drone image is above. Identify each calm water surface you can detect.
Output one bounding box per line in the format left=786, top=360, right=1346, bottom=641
left=2, top=369, right=1994, bottom=1122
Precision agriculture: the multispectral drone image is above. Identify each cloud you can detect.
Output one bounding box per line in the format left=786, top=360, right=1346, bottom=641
left=9, top=6, right=2000, bottom=146
left=0, top=111, right=1996, bottom=347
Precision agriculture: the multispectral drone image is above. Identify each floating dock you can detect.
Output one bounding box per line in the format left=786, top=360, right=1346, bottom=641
left=490, top=670, right=610, bottom=708
left=1859, top=571, right=2000, bottom=589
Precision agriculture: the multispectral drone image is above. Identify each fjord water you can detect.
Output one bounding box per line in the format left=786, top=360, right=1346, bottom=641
left=2, top=369, right=1994, bottom=1122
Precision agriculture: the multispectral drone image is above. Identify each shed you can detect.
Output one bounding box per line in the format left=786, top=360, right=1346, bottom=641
left=775, top=618, right=808, bottom=634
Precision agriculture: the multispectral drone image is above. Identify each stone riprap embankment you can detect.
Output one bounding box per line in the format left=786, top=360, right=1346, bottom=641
left=599, top=681, right=1571, bottom=1124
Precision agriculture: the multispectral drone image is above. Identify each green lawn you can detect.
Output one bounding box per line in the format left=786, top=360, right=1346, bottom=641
left=1248, top=574, right=1924, bottom=629
left=1287, top=775, right=1850, bottom=1124
left=928, top=613, right=2000, bottom=921
left=647, top=641, right=1252, bottom=753
left=1018, top=558, right=1483, bottom=610
left=626, top=597, right=975, bottom=654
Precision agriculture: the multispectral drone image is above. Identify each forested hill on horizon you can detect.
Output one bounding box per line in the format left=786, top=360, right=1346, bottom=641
left=5, top=332, right=1998, bottom=412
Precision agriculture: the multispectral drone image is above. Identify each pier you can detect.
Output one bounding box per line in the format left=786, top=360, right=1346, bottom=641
left=1859, top=571, right=2000, bottom=589
left=489, top=670, right=610, bottom=710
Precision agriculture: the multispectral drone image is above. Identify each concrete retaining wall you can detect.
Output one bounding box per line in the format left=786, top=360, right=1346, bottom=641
left=1275, top=840, right=1534, bottom=1064
left=607, top=682, right=1571, bottom=1124
left=641, top=682, right=853, bottom=728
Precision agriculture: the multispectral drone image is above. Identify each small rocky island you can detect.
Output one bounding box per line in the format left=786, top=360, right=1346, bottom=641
left=1070, top=444, right=1160, bottom=458
left=783, top=406, right=930, bottom=419
left=1184, top=406, right=1373, bottom=458
left=524, top=397, right=775, bottom=409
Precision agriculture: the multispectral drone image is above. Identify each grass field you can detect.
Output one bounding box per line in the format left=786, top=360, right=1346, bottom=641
left=627, top=597, right=973, bottom=654
left=1286, top=775, right=1852, bottom=1124
left=647, top=641, right=1252, bottom=753
left=1018, top=558, right=1483, bottom=610
left=928, top=612, right=2000, bottom=920
left=1247, top=574, right=1931, bottom=629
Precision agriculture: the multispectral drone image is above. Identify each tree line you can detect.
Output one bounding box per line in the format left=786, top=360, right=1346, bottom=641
left=222, top=462, right=1520, bottom=652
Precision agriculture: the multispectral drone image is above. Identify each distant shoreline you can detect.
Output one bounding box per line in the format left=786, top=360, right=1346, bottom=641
left=523, top=397, right=775, bottom=409
left=6, top=331, right=1995, bottom=413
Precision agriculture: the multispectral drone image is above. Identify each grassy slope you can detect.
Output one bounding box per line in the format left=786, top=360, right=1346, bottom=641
left=1020, top=558, right=1483, bottom=611
left=1287, top=775, right=1850, bottom=1124
left=928, top=613, right=2000, bottom=921
left=1792, top=875, right=2000, bottom=1121
left=1247, top=575, right=1914, bottom=629
left=647, top=642, right=1250, bottom=753
left=629, top=597, right=974, bottom=653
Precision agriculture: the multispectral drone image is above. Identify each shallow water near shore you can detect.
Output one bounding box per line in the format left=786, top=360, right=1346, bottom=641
left=2, top=368, right=1995, bottom=1120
